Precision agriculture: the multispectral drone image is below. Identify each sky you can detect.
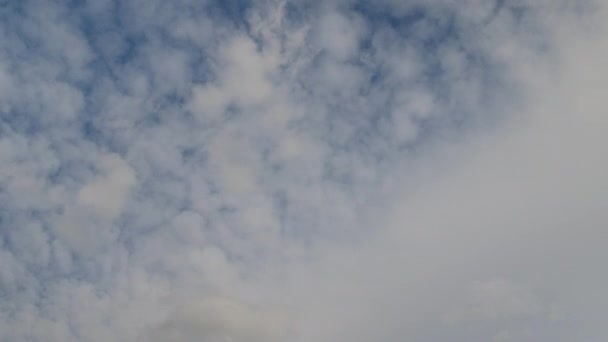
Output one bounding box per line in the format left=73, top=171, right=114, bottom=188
left=0, top=0, right=607, bottom=341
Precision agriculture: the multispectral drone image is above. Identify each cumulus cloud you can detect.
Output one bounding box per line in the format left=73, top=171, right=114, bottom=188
left=0, top=0, right=606, bottom=341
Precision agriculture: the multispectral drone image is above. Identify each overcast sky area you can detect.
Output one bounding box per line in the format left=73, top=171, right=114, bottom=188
left=0, top=0, right=607, bottom=341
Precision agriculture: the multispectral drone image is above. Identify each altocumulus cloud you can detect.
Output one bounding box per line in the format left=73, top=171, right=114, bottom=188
left=0, top=0, right=607, bottom=341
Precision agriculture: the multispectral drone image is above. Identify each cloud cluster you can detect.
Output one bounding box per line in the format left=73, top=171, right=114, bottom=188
left=0, top=0, right=606, bottom=341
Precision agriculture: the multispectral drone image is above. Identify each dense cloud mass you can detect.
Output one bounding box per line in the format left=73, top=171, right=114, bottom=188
left=0, top=0, right=607, bottom=341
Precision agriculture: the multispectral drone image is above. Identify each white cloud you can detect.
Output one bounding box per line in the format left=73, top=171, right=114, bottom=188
left=77, top=153, right=136, bottom=219
left=270, top=5, right=608, bottom=340
left=0, top=1, right=606, bottom=341
left=315, top=10, right=365, bottom=61
left=190, top=35, right=277, bottom=120
left=144, top=296, right=288, bottom=342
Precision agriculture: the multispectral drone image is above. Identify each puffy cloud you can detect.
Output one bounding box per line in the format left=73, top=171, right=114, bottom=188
left=77, top=153, right=136, bottom=219
left=0, top=0, right=606, bottom=341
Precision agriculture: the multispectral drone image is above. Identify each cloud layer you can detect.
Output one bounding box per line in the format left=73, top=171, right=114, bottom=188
left=0, top=0, right=606, bottom=341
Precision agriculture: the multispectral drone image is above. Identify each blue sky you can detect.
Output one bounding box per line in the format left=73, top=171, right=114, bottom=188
left=0, top=0, right=607, bottom=341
